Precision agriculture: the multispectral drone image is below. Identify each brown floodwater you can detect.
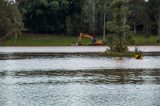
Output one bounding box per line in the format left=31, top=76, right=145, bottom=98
left=0, top=55, right=160, bottom=106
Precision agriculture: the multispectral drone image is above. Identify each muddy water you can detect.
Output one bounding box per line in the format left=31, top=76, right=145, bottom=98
left=0, top=56, right=160, bottom=106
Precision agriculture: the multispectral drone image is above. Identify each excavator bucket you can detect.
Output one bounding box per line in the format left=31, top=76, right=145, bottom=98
left=95, top=40, right=103, bottom=45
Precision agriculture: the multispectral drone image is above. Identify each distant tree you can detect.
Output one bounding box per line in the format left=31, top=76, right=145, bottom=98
left=15, top=0, right=159, bottom=40
left=129, top=0, right=146, bottom=34
left=96, top=0, right=111, bottom=41
left=15, top=0, right=28, bottom=5
left=83, top=0, right=98, bottom=35
left=20, top=0, right=69, bottom=34
left=66, top=0, right=84, bottom=36
left=66, top=16, right=73, bottom=36
left=107, top=0, right=133, bottom=52
left=0, top=0, right=23, bottom=45
left=143, top=1, right=152, bottom=35
left=147, top=0, right=160, bottom=42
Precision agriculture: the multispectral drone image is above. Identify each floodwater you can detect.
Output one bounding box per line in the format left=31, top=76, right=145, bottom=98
left=0, top=55, right=160, bottom=106
left=1, top=46, right=160, bottom=53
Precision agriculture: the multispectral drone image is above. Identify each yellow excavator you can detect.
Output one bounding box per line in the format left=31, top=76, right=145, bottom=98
left=78, top=33, right=103, bottom=46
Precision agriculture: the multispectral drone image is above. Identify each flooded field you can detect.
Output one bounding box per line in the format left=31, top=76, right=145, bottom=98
left=0, top=55, right=160, bottom=106
left=0, top=46, right=160, bottom=53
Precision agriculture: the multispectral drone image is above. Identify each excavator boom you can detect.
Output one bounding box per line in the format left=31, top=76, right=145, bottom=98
left=78, top=33, right=93, bottom=43
left=78, top=33, right=103, bottom=45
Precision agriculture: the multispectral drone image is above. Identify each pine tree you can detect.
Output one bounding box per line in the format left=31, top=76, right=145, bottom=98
left=106, top=0, right=133, bottom=52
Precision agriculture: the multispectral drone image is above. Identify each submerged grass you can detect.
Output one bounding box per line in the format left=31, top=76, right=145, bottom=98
left=101, top=51, right=135, bottom=57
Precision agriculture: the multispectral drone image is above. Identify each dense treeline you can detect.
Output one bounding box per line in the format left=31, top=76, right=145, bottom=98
left=16, top=0, right=160, bottom=38
left=17, top=0, right=84, bottom=35
left=0, top=0, right=160, bottom=46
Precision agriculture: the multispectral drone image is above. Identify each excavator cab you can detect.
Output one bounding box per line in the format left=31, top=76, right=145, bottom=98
left=78, top=33, right=103, bottom=46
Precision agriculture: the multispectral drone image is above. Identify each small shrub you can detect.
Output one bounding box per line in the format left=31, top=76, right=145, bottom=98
left=101, top=50, right=135, bottom=57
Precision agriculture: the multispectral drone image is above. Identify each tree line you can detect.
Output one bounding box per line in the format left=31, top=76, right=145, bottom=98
left=17, top=0, right=160, bottom=37
left=0, top=0, right=160, bottom=45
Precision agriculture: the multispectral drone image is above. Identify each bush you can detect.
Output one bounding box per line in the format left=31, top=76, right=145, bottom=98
left=101, top=49, right=135, bottom=57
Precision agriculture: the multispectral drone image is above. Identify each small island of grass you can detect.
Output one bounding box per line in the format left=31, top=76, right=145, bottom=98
left=101, top=51, right=135, bottom=57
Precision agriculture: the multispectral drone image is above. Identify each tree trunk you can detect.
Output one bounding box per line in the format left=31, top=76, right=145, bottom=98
left=0, top=38, right=3, bottom=46
left=103, top=13, right=106, bottom=41
left=92, top=1, right=95, bottom=35
left=14, top=33, right=17, bottom=44
left=0, top=38, right=5, bottom=46
left=133, top=24, right=137, bottom=34
left=145, top=25, right=149, bottom=34
left=158, top=13, right=160, bottom=42
left=123, top=12, right=127, bottom=37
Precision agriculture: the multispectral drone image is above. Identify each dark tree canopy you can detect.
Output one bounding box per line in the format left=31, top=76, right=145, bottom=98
left=16, top=0, right=159, bottom=37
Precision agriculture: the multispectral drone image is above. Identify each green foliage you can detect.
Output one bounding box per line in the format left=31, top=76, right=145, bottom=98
left=129, top=0, right=147, bottom=33
left=147, top=0, right=160, bottom=41
left=50, top=1, right=59, bottom=10
left=106, top=34, right=128, bottom=52
left=101, top=50, right=135, bottom=57
left=106, top=0, right=133, bottom=52
left=0, top=0, right=23, bottom=45
left=13, top=0, right=160, bottom=44
left=147, top=0, right=160, bottom=17
left=21, top=0, right=69, bottom=33
left=18, top=0, right=85, bottom=35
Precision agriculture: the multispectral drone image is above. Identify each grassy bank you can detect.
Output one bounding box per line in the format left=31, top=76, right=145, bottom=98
left=134, top=34, right=159, bottom=45
left=5, top=33, right=91, bottom=46
left=4, top=33, right=160, bottom=46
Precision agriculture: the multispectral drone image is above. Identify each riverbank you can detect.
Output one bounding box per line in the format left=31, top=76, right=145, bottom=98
left=4, top=33, right=160, bottom=46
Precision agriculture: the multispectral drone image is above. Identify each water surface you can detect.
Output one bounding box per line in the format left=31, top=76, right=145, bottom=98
left=0, top=56, right=160, bottom=106
left=0, top=56, right=160, bottom=71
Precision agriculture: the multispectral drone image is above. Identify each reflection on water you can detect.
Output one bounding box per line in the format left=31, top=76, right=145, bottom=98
left=0, top=56, right=160, bottom=106
left=0, top=69, right=160, bottom=85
